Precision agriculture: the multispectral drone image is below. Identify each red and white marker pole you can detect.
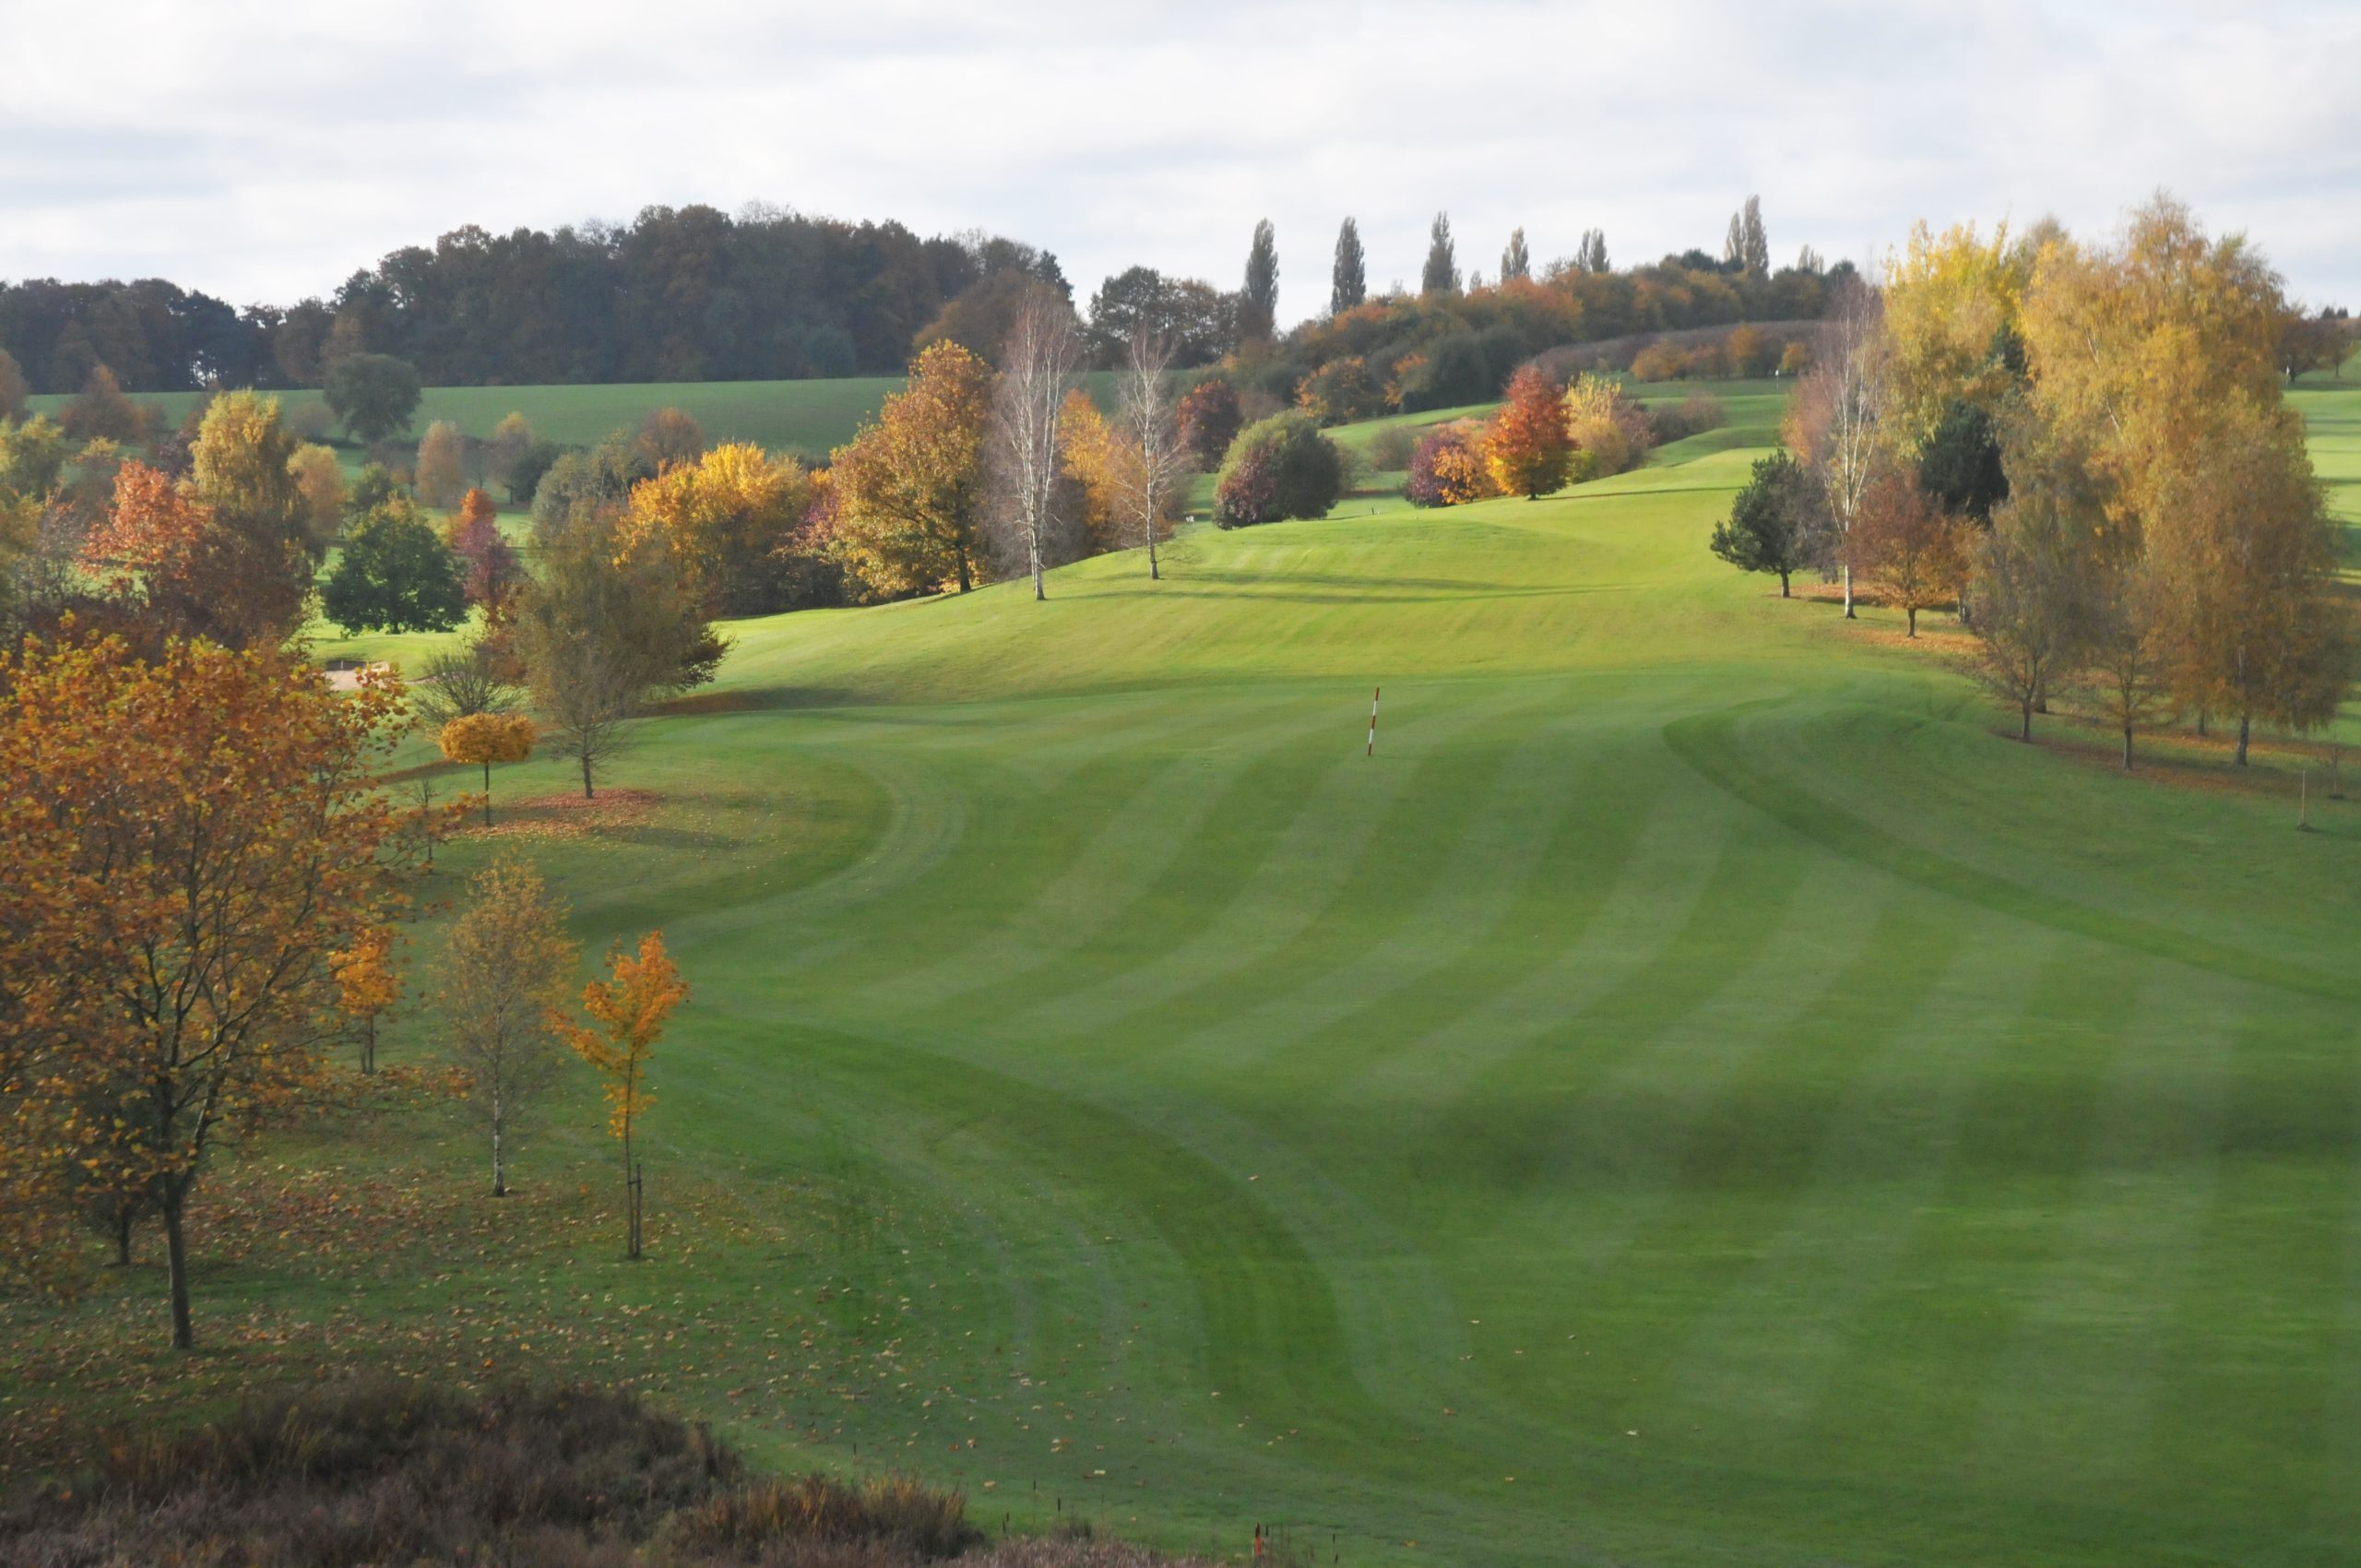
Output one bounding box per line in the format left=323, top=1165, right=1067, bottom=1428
left=1366, top=685, right=1382, bottom=756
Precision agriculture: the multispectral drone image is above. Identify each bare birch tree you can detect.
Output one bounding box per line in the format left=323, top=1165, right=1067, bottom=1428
left=990, top=291, right=1082, bottom=601
left=1788, top=277, right=1888, bottom=617
left=1120, top=329, right=1185, bottom=581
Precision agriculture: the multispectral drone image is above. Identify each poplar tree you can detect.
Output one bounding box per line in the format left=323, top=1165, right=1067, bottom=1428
left=1421, top=213, right=1460, bottom=296
left=1501, top=228, right=1531, bottom=282
left=1240, top=220, right=1280, bottom=342
left=1331, top=218, right=1367, bottom=315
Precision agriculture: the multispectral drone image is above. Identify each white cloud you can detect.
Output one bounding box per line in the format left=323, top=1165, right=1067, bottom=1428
left=2, top=0, right=2355, bottom=321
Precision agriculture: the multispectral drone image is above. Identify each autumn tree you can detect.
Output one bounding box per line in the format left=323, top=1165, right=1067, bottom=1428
left=487, top=411, right=536, bottom=494
left=827, top=341, right=993, bottom=596
left=1483, top=365, right=1572, bottom=499
left=1968, top=476, right=2089, bottom=742
left=332, top=925, right=399, bottom=1074
left=0, top=636, right=409, bottom=1345
left=286, top=442, right=347, bottom=547
left=415, top=420, right=468, bottom=509
left=2077, top=560, right=2174, bottom=769
left=1711, top=449, right=1821, bottom=596
left=1421, top=213, right=1460, bottom=297
left=1239, top=220, right=1280, bottom=343
left=1406, top=423, right=1493, bottom=507
left=1332, top=218, right=1367, bottom=315
left=62, top=365, right=147, bottom=445
left=1561, top=374, right=1651, bottom=478
left=514, top=509, right=719, bottom=798
left=635, top=407, right=706, bottom=472
left=563, top=931, right=687, bottom=1259
left=1118, top=330, right=1186, bottom=578
left=440, top=712, right=538, bottom=826
left=1880, top=220, right=2032, bottom=451
left=1177, top=379, right=1244, bottom=471
left=445, top=489, right=524, bottom=622
left=1855, top=471, right=1967, bottom=636
left=1786, top=277, right=1887, bottom=616
left=618, top=442, right=813, bottom=615
left=323, top=493, right=467, bottom=635
left=1056, top=389, right=1126, bottom=556
left=0, top=347, right=26, bottom=422
left=325, top=352, right=421, bottom=443
left=437, top=857, right=577, bottom=1199
left=82, top=457, right=307, bottom=651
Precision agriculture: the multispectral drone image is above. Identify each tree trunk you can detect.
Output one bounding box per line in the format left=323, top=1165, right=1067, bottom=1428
left=481, top=760, right=493, bottom=826
left=2236, top=712, right=2251, bottom=766
left=492, top=1087, right=506, bottom=1198
left=162, top=1190, right=194, bottom=1350
left=1842, top=561, right=1855, bottom=619
left=362, top=1014, right=376, bottom=1075
left=113, top=1206, right=134, bottom=1267
left=2123, top=725, right=2135, bottom=770
left=1148, top=529, right=1160, bottom=581
left=1777, top=569, right=1790, bottom=599
left=581, top=753, right=594, bottom=801
left=2020, top=700, right=2033, bottom=742
left=1905, top=606, right=1917, bottom=637
left=955, top=549, right=973, bottom=594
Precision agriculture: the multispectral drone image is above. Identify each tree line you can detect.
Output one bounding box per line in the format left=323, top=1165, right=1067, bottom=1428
left=1711, top=196, right=2355, bottom=769
left=0, top=207, right=1064, bottom=393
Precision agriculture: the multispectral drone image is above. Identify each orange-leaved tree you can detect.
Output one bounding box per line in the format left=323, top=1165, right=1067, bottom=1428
left=563, top=932, right=688, bottom=1259
left=0, top=633, right=410, bottom=1345
left=331, top=924, right=399, bottom=1074
left=440, top=711, right=538, bottom=826
left=1483, top=365, right=1572, bottom=499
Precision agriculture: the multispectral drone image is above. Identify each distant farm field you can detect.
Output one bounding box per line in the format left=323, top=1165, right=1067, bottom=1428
left=28, top=372, right=1139, bottom=463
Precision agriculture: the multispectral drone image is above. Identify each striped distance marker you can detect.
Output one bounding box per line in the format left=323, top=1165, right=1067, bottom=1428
left=1365, top=686, right=1382, bottom=757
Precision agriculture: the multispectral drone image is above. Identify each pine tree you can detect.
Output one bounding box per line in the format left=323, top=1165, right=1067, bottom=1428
left=1501, top=227, right=1531, bottom=282
left=1240, top=220, right=1279, bottom=342
left=1421, top=213, right=1460, bottom=296
left=1331, top=218, right=1367, bottom=315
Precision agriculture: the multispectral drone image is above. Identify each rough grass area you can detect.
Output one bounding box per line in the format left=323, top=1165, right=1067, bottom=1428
left=0, top=1381, right=1157, bottom=1567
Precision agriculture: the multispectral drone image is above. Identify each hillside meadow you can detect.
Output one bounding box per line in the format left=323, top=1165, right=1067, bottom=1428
left=3, top=380, right=2358, bottom=1567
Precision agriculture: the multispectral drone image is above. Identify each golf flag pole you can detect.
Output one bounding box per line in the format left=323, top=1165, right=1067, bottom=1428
left=1366, top=686, right=1382, bottom=756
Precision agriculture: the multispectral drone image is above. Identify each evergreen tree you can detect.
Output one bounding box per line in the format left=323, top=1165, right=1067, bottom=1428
left=1331, top=218, right=1367, bottom=315
left=1240, top=220, right=1280, bottom=342
left=1501, top=228, right=1531, bottom=282
left=1711, top=449, right=1821, bottom=598
left=1421, top=213, right=1460, bottom=296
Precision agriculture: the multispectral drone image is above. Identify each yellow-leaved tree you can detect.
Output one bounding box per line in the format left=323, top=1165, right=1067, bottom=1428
left=617, top=441, right=813, bottom=616
left=331, top=924, right=399, bottom=1074
left=827, top=342, right=994, bottom=596
left=439, top=711, right=538, bottom=826
left=563, top=932, right=688, bottom=1259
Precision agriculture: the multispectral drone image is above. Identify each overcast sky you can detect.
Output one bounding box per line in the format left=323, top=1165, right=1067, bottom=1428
left=3, top=0, right=2355, bottom=327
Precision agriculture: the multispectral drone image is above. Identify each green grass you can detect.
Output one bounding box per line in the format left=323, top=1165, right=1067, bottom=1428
left=28, top=372, right=1137, bottom=466
left=12, top=386, right=2361, bottom=1568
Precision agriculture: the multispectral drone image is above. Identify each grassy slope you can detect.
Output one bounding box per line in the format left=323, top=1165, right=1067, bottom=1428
left=11, top=386, right=2361, bottom=1568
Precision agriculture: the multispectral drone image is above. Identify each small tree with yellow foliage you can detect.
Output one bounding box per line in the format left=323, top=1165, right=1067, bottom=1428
left=563, top=932, right=687, bottom=1260
left=439, top=712, right=537, bottom=826
left=331, top=924, right=399, bottom=1074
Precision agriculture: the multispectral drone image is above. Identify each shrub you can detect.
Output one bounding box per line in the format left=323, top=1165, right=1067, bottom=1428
left=1366, top=423, right=1421, bottom=471
left=1292, top=356, right=1388, bottom=424
left=1561, top=374, right=1654, bottom=478
left=1628, top=342, right=1683, bottom=383
left=1406, top=422, right=1494, bottom=507
left=1213, top=411, right=1343, bottom=528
